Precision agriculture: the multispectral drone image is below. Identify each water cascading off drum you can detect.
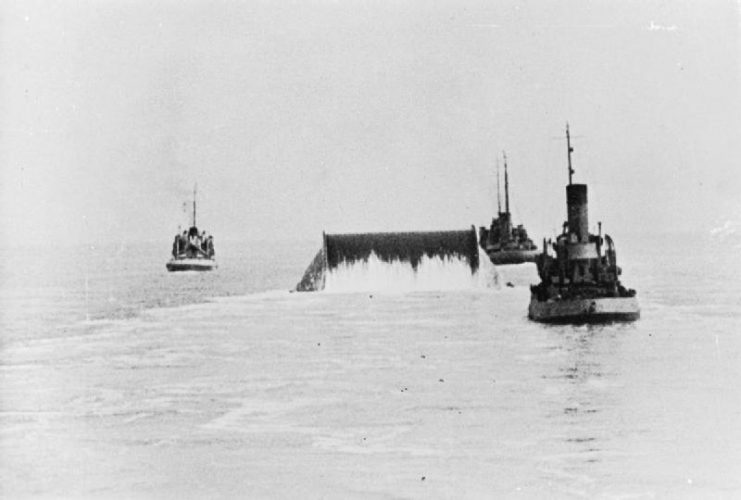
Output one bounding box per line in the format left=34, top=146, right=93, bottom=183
left=295, top=227, right=497, bottom=292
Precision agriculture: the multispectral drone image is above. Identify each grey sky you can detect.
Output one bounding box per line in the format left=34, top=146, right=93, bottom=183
left=1, top=0, right=739, bottom=246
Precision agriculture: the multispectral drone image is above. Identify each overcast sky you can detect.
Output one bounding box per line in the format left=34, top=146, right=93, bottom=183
left=1, top=0, right=739, bottom=246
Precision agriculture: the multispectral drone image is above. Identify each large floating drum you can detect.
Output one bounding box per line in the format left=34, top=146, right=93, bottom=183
left=295, top=228, right=481, bottom=292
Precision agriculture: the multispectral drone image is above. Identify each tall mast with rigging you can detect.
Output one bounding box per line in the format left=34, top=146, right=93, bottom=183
left=566, top=123, right=575, bottom=185
left=496, top=156, right=502, bottom=214
left=192, top=184, right=197, bottom=228
left=503, top=151, right=510, bottom=215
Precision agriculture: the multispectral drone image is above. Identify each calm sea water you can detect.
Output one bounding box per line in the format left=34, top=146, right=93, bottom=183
left=1, top=233, right=740, bottom=498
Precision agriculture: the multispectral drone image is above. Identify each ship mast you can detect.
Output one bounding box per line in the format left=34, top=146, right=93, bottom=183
left=192, top=184, right=197, bottom=228
left=496, top=157, right=502, bottom=214
left=566, top=123, right=575, bottom=185
left=503, top=151, right=510, bottom=214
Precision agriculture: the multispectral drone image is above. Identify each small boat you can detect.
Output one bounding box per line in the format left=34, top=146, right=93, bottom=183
left=479, top=152, right=538, bottom=265
left=166, top=185, right=217, bottom=272
left=528, top=125, right=639, bottom=323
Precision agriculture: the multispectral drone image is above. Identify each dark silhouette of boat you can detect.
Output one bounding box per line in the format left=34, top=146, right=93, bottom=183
left=478, top=152, right=538, bottom=265
left=528, top=125, right=639, bottom=323
left=166, top=185, right=217, bottom=272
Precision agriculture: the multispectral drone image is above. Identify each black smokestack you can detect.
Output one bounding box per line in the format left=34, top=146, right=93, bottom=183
left=566, top=184, right=588, bottom=243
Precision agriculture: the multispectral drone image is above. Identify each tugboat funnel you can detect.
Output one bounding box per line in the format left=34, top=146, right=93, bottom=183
left=566, top=184, right=589, bottom=243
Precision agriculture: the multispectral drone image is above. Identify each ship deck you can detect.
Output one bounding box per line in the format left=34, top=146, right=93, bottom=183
left=528, top=295, right=639, bottom=324
left=166, top=258, right=217, bottom=272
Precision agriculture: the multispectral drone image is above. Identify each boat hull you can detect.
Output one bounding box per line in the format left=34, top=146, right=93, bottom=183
left=487, top=249, right=539, bottom=265
left=528, top=295, right=639, bottom=324
left=166, top=258, right=217, bottom=272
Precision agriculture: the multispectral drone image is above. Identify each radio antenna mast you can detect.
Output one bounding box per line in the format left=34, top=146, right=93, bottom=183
left=496, top=156, right=501, bottom=213
left=503, top=151, right=510, bottom=214
left=192, top=184, right=197, bottom=227
left=566, top=123, right=575, bottom=185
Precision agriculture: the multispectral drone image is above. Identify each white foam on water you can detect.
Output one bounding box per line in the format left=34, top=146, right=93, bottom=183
left=6, top=234, right=740, bottom=498
left=323, top=248, right=500, bottom=293
left=475, top=247, right=501, bottom=289
left=496, top=262, right=540, bottom=288
left=209, top=289, right=295, bottom=303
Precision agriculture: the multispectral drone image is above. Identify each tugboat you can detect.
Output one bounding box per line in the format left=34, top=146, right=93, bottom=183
left=528, top=125, right=639, bottom=323
left=166, top=185, right=217, bottom=272
left=479, top=152, right=538, bottom=264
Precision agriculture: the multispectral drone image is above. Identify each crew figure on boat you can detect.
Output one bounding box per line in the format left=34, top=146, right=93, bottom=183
left=172, top=228, right=215, bottom=259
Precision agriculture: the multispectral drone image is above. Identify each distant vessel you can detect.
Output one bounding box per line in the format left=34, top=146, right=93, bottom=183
left=166, top=185, right=217, bottom=272
left=528, top=125, right=639, bottom=323
left=478, top=152, right=538, bottom=265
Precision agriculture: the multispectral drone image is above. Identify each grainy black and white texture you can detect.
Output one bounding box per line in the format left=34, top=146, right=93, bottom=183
left=1, top=1, right=740, bottom=498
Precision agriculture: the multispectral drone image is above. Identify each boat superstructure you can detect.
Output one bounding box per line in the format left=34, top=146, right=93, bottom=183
left=478, top=152, right=538, bottom=264
left=528, top=125, right=639, bottom=323
left=166, top=185, right=217, bottom=272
